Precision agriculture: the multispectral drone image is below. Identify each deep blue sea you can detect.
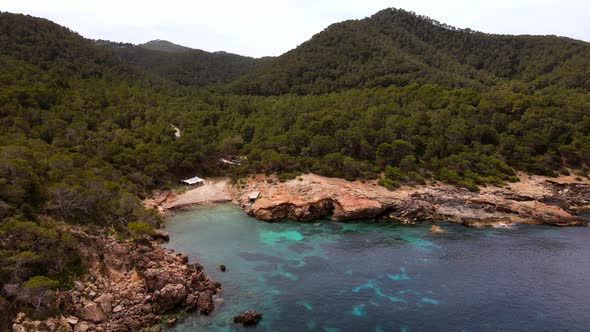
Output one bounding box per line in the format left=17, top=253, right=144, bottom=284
left=164, top=205, right=590, bottom=331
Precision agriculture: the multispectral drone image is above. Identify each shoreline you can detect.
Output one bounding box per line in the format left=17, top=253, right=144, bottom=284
left=237, top=173, right=589, bottom=227
left=154, top=173, right=589, bottom=227
left=47, top=171, right=580, bottom=331
left=144, top=178, right=233, bottom=214
left=12, top=227, right=221, bottom=332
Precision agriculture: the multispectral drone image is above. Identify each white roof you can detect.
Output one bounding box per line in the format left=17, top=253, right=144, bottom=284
left=220, top=158, right=239, bottom=165
left=181, top=176, right=204, bottom=184
left=248, top=191, right=261, bottom=200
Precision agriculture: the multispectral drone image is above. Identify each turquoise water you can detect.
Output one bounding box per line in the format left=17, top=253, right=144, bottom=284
left=164, top=205, right=590, bottom=331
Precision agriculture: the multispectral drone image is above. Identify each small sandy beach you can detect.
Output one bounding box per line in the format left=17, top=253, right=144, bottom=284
left=145, top=178, right=232, bottom=212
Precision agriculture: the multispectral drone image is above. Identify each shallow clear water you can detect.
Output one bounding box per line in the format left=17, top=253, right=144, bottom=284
left=164, top=205, right=590, bottom=331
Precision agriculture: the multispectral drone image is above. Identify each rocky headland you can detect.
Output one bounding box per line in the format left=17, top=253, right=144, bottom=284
left=12, top=228, right=221, bottom=332
left=233, top=173, right=589, bottom=227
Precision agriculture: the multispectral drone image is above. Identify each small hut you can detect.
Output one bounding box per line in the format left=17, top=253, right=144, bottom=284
left=248, top=191, right=261, bottom=202
left=181, top=176, right=204, bottom=187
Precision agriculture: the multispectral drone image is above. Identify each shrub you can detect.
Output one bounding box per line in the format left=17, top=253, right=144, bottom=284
left=22, top=275, right=59, bottom=312
left=278, top=171, right=301, bottom=182
left=127, top=222, right=154, bottom=237
left=378, top=177, right=400, bottom=190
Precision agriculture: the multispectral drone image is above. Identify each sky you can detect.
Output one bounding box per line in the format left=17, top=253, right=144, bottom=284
left=1, top=0, right=589, bottom=58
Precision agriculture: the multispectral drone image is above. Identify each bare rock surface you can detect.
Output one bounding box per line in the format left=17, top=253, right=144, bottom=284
left=234, top=173, right=589, bottom=227
left=13, top=229, right=221, bottom=331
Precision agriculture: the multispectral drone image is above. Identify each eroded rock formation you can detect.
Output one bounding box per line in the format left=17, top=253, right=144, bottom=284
left=235, top=174, right=589, bottom=227
left=12, top=229, right=221, bottom=332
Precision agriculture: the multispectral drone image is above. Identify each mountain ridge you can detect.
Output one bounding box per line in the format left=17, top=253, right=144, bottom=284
left=229, top=8, right=590, bottom=95
left=98, top=39, right=272, bottom=87
left=138, top=39, right=193, bottom=52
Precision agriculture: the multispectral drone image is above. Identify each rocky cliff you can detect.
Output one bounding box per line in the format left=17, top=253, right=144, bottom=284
left=12, top=228, right=220, bottom=332
left=234, top=174, right=589, bottom=227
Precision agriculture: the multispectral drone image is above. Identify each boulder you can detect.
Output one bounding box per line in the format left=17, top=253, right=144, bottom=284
left=155, top=284, right=187, bottom=311
left=143, top=268, right=170, bottom=291
left=94, top=294, right=114, bottom=314
left=73, top=321, right=94, bottom=332
left=57, top=316, right=73, bottom=331
left=196, top=290, right=214, bottom=315
left=65, top=316, right=79, bottom=325
left=73, top=281, right=84, bottom=292
left=185, top=293, right=199, bottom=310
left=77, top=302, right=107, bottom=323
left=233, top=310, right=263, bottom=326
left=152, top=230, right=170, bottom=242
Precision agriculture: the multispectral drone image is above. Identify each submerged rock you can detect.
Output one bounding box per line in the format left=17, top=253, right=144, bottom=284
left=197, top=290, right=215, bottom=315
left=233, top=310, right=263, bottom=326
left=430, top=225, right=446, bottom=233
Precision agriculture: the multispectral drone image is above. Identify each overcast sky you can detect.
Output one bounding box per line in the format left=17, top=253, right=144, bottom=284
left=2, top=0, right=589, bottom=57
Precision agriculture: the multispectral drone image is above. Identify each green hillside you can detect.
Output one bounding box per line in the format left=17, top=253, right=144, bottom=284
left=0, top=13, right=235, bottom=326
left=98, top=40, right=270, bottom=87
left=231, top=8, right=590, bottom=95
left=138, top=39, right=193, bottom=52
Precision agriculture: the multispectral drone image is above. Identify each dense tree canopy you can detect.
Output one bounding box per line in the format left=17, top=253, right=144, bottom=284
left=98, top=40, right=271, bottom=87
left=230, top=8, right=590, bottom=95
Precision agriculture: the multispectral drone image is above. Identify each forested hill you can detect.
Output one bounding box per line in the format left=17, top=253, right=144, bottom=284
left=98, top=40, right=270, bottom=87
left=231, top=8, right=590, bottom=95
left=0, top=13, right=234, bottom=326
left=138, top=39, right=193, bottom=52
left=0, top=13, right=135, bottom=79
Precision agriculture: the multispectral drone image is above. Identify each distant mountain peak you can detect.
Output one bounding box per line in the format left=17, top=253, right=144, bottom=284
left=138, top=39, right=193, bottom=53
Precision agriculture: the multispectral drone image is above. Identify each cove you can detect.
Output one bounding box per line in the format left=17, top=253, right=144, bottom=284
left=164, top=204, right=590, bottom=331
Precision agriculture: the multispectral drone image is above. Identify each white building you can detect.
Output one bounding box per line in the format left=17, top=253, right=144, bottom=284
left=181, top=176, right=204, bottom=186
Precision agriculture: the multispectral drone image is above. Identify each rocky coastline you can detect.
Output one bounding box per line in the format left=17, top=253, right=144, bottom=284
left=18, top=173, right=587, bottom=331
left=233, top=173, right=589, bottom=227
left=12, top=228, right=221, bottom=332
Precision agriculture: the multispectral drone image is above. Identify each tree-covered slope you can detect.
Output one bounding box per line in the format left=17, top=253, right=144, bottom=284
left=231, top=8, right=590, bottom=95
left=138, top=39, right=193, bottom=52
left=98, top=40, right=270, bottom=87
left=0, top=13, right=237, bottom=325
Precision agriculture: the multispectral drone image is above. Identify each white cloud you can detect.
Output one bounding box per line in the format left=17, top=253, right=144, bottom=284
left=1, top=0, right=588, bottom=57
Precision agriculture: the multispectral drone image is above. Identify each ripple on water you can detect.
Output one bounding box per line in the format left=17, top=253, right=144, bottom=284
left=260, top=229, right=304, bottom=245
left=387, top=267, right=411, bottom=281
left=296, top=300, right=313, bottom=311
left=399, top=234, right=441, bottom=249
left=420, top=297, right=440, bottom=305
left=352, top=303, right=367, bottom=316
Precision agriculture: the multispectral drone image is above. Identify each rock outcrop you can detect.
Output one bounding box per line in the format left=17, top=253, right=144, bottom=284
left=233, top=310, right=263, bottom=326
left=235, top=173, right=589, bottom=227
left=12, top=229, right=221, bottom=332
